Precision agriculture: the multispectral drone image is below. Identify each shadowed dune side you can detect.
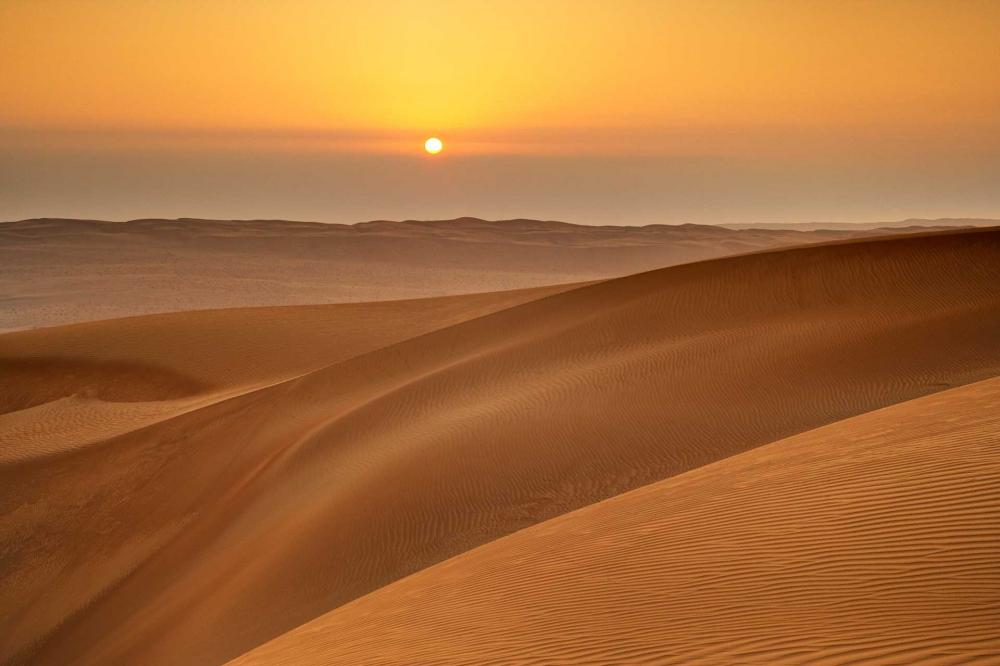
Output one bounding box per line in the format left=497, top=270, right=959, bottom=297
left=3, top=230, right=1000, bottom=665
left=0, top=356, right=210, bottom=415
left=0, top=282, right=580, bottom=391
left=0, top=283, right=578, bottom=462
left=232, top=377, right=1000, bottom=666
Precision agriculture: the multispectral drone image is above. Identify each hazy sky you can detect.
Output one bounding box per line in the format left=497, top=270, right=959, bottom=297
left=2, top=0, right=999, bottom=224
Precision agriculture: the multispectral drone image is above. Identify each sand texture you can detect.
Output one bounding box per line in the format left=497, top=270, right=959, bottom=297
left=233, top=376, right=1000, bottom=665
left=1, top=228, right=999, bottom=664
left=0, top=216, right=953, bottom=331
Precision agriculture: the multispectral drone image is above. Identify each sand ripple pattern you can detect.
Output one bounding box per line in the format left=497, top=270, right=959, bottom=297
left=233, top=377, right=1000, bottom=665
left=2, top=230, right=1000, bottom=665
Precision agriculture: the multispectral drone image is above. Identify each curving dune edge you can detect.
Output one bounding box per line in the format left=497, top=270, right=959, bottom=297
left=1, top=228, right=999, bottom=665
left=232, top=376, right=1000, bottom=665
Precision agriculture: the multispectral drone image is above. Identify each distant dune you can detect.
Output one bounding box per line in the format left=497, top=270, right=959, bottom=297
left=723, top=217, right=1000, bottom=231
left=2, top=229, right=998, bottom=665
left=231, top=376, right=1000, bottom=665
left=0, top=216, right=969, bottom=331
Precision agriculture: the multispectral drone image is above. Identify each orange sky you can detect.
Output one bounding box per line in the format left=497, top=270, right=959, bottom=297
left=1, top=1, right=998, bottom=222
left=4, top=1, right=999, bottom=147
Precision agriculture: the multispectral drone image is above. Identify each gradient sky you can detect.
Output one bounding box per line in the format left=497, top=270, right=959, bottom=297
left=2, top=0, right=999, bottom=224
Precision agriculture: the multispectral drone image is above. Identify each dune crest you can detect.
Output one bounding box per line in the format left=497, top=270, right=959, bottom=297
left=2, top=230, right=999, bottom=665
left=0, top=216, right=959, bottom=331
left=232, top=376, right=1000, bottom=665
left=0, top=284, right=577, bottom=463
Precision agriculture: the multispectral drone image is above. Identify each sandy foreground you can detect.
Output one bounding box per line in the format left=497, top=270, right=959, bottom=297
left=1, top=228, right=999, bottom=664
left=232, top=376, right=1000, bottom=665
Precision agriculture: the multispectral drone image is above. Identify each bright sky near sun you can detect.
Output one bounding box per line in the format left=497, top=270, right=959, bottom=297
left=3, top=1, right=999, bottom=140
left=1, top=0, right=999, bottom=223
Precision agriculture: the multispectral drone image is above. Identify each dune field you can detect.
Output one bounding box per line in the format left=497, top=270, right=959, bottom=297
left=1, top=227, right=999, bottom=665
left=0, top=216, right=960, bottom=331
left=8, top=0, right=1000, bottom=663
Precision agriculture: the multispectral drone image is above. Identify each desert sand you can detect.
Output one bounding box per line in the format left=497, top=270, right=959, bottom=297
left=724, top=217, right=1000, bottom=231
left=0, top=283, right=579, bottom=462
left=232, top=376, right=1000, bottom=665
left=2, top=228, right=998, bottom=665
left=0, top=216, right=962, bottom=331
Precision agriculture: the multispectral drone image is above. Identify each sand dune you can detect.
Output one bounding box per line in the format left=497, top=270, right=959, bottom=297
left=0, top=284, right=576, bottom=463
left=725, top=216, right=1000, bottom=231
left=0, top=216, right=951, bottom=331
left=232, top=376, right=1000, bottom=665
left=0, top=283, right=577, bottom=405
left=2, top=229, right=999, bottom=664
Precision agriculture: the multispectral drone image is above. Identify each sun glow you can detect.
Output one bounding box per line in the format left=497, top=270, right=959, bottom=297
left=424, top=137, right=443, bottom=154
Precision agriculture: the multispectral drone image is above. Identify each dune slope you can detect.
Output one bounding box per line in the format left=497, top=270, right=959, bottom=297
left=0, top=283, right=577, bottom=462
left=233, top=376, right=1000, bottom=665
left=0, top=216, right=943, bottom=330
left=2, top=230, right=999, bottom=665
left=0, top=282, right=580, bottom=392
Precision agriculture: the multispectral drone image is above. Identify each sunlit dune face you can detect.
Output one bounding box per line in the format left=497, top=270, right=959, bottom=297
left=424, top=137, right=443, bottom=155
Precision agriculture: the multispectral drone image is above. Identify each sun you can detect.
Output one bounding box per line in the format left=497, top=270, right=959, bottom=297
left=424, top=137, right=443, bottom=154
